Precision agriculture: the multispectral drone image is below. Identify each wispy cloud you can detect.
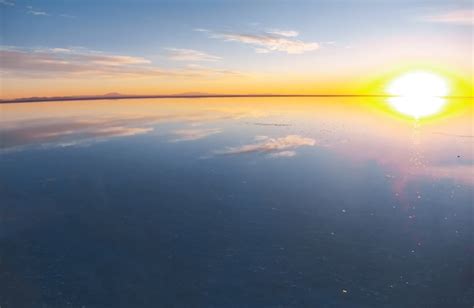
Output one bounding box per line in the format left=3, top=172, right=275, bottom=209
left=49, top=47, right=74, bottom=53
left=197, top=28, right=319, bottom=54
left=422, top=9, right=473, bottom=25
left=170, top=128, right=221, bottom=142
left=0, top=47, right=240, bottom=79
left=214, top=135, right=316, bottom=158
left=269, top=150, right=296, bottom=158
left=176, top=64, right=241, bottom=78
left=266, top=29, right=299, bottom=37
left=27, top=6, right=49, bottom=16
left=0, top=47, right=153, bottom=77
left=24, top=5, right=74, bottom=18
left=166, top=48, right=221, bottom=62
left=0, top=0, right=14, bottom=6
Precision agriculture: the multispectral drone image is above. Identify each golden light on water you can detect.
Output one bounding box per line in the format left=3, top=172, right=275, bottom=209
left=387, top=71, right=449, bottom=119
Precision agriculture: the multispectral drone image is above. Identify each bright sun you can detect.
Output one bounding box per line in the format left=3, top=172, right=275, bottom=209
left=387, top=71, right=449, bottom=119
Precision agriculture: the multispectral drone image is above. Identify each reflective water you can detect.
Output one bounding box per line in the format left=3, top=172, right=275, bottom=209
left=0, top=97, right=472, bottom=307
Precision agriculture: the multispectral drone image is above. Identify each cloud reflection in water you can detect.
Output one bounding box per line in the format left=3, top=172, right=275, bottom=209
left=214, top=135, right=316, bottom=158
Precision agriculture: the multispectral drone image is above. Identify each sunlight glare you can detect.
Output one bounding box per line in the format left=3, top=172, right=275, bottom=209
left=387, top=71, right=449, bottom=119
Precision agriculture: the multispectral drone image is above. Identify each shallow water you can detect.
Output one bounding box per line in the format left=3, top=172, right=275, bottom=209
left=0, top=97, right=472, bottom=307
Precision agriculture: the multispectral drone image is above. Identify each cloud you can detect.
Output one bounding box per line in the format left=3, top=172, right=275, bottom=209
left=90, top=126, right=153, bottom=137
left=0, top=0, right=14, bottom=6
left=422, top=9, right=473, bottom=25
left=201, top=28, right=319, bottom=54
left=269, top=150, right=296, bottom=158
left=170, top=128, right=221, bottom=142
left=175, top=64, right=241, bottom=78
left=0, top=47, right=155, bottom=78
left=50, top=47, right=73, bottom=53
left=245, top=122, right=291, bottom=127
left=27, top=6, right=49, bottom=16
left=266, top=29, right=299, bottom=37
left=214, top=135, right=316, bottom=157
left=0, top=47, right=240, bottom=79
left=255, top=48, right=271, bottom=54
left=75, top=54, right=151, bottom=66
left=166, top=48, right=221, bottom=61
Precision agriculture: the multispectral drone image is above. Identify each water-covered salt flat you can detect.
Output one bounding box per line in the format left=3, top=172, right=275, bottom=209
left=0, top=97, right=472, bottom=307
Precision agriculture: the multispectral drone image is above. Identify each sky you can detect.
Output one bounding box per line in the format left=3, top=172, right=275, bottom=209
left=0, top=0, right=473, bottom=98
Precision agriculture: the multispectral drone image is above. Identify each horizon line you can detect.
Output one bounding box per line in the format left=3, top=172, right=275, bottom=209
left=1, top=93, right=472, bottom=104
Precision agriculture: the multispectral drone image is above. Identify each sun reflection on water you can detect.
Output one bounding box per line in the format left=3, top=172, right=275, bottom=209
left=387, top=96, right=446, bottom=119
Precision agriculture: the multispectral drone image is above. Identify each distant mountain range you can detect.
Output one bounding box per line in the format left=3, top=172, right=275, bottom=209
left=0, top=92, right=404, bottom=104
left=0, top=92, right=218, bottom=103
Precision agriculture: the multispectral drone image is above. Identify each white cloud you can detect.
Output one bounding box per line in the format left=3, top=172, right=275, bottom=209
left=49, top=48, right=73, bottom=53
left=255, top=48, right=271, bottom=54
left=267, top=29, right=299, bottom=37
left=201, top=28, right=319, bottom=54
left=422, top=9, right=473, bottom=25
left=0, top=0, right=14, bottom=6
left=216, top=32, right=318, bottom=54
left=193, top=28, right=209, bottom=33
left=27, top=6, right=49, bottom=16
left=93, top=126, right=153, bottom=137
left=254, top=135, right=269, bottom=141
left=171, top=128, right=221, bottom=142
left=269, top=150, right=297, bottom=158
left=215, top=135, right=316, bottom=157
left=175, top=64, right=241, bottom=78
left=166, top=48, right=221, bottom=62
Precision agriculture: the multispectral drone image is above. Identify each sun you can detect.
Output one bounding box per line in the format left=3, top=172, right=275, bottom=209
left=386, top=71, right=449, bottom=119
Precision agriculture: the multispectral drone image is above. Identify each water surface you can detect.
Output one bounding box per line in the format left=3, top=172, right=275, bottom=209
left=0, top=97, right=472, bottom=307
